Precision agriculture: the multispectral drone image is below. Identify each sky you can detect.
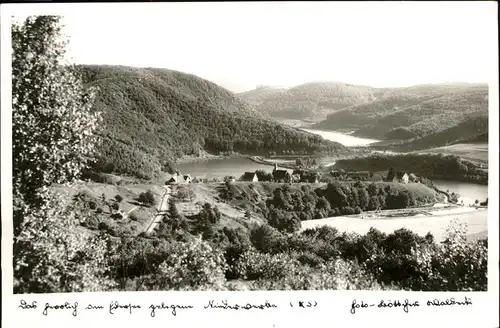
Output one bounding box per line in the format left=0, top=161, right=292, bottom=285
left=6, top=2, right=498, bottom=93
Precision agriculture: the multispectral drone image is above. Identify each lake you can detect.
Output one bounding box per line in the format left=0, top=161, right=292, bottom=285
left=433, top=180, right=488, bottom=205
left=174, top=157, right=274, bottom=179
left=301, top=128, right=380, bottom=147
left=301, top=207, right=487, bottom=242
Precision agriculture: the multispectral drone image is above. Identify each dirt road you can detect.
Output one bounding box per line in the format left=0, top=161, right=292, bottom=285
left=145, top=185, right=172, bottom=234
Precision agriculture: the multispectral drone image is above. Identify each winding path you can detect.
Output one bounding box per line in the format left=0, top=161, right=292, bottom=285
left=144, top=185, right=172, bottom=235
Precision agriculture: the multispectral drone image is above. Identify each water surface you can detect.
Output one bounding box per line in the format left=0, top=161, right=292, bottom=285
left=302, top=128, right=380, bottom=147
left=174, top=157, right=274, bottom=179
left=433, top=180, right=488, bottom=205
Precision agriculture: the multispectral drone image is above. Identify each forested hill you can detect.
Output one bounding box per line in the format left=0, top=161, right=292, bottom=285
left=237, top=82, right=377, bottom=120
left=78, top=65, right=347, bottom=179
left=313, top=83, right=488, bottom=148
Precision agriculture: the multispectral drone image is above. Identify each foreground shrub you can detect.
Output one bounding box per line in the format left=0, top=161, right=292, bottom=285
left=14, top=191, right=117, bottom=293
left=410, top=219, right=487, bottom=291
left=12, top=16, right=101, bottom=228
left=137, top=237, right=228, bottom=290
left=234, top=248, right=303, bottom=281
left=221, top=227, right=252, bottom=279
left=249, top=224, right=286, bottom=254
left=242, top=254, right=383, bottom=291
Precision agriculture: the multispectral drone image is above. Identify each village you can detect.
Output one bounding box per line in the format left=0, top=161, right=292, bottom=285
left=164, top=162, right=421, bottom=185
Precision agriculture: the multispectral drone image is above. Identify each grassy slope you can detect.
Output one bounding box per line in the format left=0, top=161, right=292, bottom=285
left=51, top=181, right=162, bottom=236
left=375, top=114, right=488, bottom=151
left=78, top=65, right=347, bottom=179
left=64, top=177, right=444, bottom=239
left=312, top=83, right=488, bottom=148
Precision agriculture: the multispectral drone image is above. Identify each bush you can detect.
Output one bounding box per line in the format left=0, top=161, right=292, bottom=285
left=241, top=254, right=382, bottom=291
left=96, top=208, right=103, bottom=214
left=111, top=202, right=119, bottom=211
left=294, top=251, right=325, bottom=267
left=249, top=224, right=285, bottom=253
left=115, top=195, right=123, bottom=203
left=81, top=215, right=101, bottom=230
left=410, top=219, right=487, bottom=291
left=129, top=212, right=139, bottom=221
left=234, top=248, right=303, bottom=280
left=89, top=201, right=97, bottom=210
left=137, top=238, right=228, bottom=290
left=138, top=190, right=156, bottom=206
left=111, top=212, right=123, bottom=220
left=98, top=222, right=110, bottom=231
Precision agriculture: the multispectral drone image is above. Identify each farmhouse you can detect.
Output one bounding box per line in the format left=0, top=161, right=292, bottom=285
left=293, top=169, right=320, bottom=183
left=273, top=163, right=292, bottom=182
left=393, top=172, right=409, bottom=184
left=166, top=175, right=181, bottom=185
left=241, top=172, right=259, bottom=182
left=291, top=173, right=302, bottom=183
left=329, top=170, right=346, bottom=179
left=183, top=174, right=193, bottom=184
left=166, top=173, right=193, bottom=185
left=408, top=173, right=420, bottom=183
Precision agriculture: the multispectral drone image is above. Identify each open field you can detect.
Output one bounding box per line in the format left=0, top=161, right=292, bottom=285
left=300, top=205, right=488, bottom=242
left=416, top=143, right=488, bottom=165
left=51, top=181, right=162, bottom=234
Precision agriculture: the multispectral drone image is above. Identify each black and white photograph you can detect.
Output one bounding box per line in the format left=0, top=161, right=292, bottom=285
left=3, top=2, right=496, bottom=296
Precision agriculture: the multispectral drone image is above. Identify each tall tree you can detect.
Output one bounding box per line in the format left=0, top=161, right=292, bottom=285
left=12, top=16, right=112, bottom=293
left=386, top=166, right=396, bottom=182
left=12, top=15, right=101, bottom=213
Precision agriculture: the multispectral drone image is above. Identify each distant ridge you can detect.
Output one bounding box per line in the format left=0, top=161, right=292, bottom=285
left=237, top=81, right=377, bottom=120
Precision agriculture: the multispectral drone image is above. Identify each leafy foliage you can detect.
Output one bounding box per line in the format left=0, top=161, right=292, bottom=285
left=14, top=190, right=117, bottom=293
left=138, top=190, right=156, bottom=206
left=261, top=181, right=438, bottom=232
left=12, top=16, right=101, bottom=223
left=136, top=238, right=228, bottom=291
left=12, top=16, right=113, bottom=294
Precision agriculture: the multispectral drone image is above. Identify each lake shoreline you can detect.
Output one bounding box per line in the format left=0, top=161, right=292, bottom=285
left=175, top=154, right=489, bottom=186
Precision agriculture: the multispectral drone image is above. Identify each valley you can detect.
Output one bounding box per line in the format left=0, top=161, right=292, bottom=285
left=67, top=69, right=491, bottom=292
left=11, top=14, right=491, bottom=294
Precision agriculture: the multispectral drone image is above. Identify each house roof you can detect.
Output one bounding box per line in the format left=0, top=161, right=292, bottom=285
left=347, top=171, right=371, bottom=177
left=241, top=172, right=257, bottom=180
left=395, top=172, right=408, bottom=179
left=408, top=173, right=417, bottom=179
left=273, top=170, right=291, bottom=179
